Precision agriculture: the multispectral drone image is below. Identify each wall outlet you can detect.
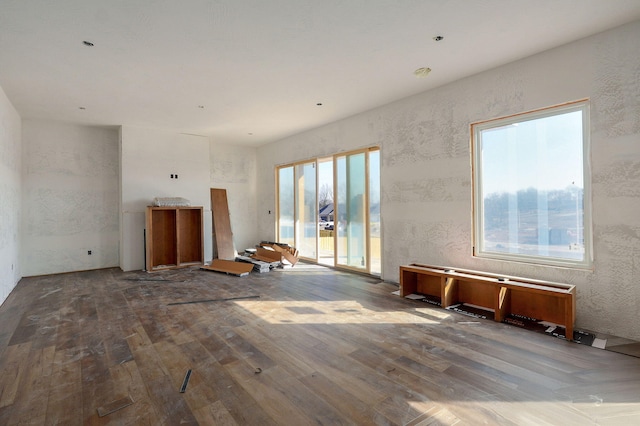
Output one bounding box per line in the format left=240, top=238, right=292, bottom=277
left=88, top=250, right=92, bottom=255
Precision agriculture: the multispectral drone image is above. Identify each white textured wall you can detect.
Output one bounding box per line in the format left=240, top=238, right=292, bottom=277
left=256, top=21, right=640, bottom=341
left=120, top=126, right=211, bottom=271
left=21, top=121, right=119, bottom=276
left=209, top=141, right=257, bottom=253
left=0, top=86, right=22, bottom=304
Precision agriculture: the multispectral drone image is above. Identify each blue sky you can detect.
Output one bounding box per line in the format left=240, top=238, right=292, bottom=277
left=480, top=110, right=584, bottom=195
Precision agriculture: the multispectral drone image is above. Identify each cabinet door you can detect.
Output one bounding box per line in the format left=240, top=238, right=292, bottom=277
left=178, top=208, right=203, bottom=265
left=147, top=208, right=178, bottom=270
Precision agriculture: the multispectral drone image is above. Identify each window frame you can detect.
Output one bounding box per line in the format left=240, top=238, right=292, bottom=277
left=471, top=100, right=593, bottom=269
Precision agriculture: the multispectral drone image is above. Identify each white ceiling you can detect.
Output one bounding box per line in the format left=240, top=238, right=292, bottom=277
left=2, top=1, right=640, bottom=146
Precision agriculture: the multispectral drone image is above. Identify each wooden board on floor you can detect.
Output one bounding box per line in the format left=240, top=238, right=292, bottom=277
left=201, top=259, right=253, bottom=277
left=210, top=188, right=235, bottom=260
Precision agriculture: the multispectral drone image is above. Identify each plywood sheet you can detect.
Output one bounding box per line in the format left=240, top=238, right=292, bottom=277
left=260, top=243, right=299, bottom=265
left=254, top=246, right=282, bottom=262
left=210, top=188, right=235, bottom=260
left=201, top=259, right=253, bottom=277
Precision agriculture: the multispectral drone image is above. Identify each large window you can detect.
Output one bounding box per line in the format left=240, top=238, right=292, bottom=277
left=472, top=101, right=592, bottom=268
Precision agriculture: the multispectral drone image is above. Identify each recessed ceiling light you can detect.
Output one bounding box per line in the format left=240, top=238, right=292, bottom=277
left=433, top=35, right=444, bottom=42
left=82, top=41, right=94, bottom=47
left=413, top=67, right=432, bottom=78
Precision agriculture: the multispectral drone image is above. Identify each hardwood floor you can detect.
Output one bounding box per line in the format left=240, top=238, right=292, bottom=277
left=0, top=265, right=639, bottom=425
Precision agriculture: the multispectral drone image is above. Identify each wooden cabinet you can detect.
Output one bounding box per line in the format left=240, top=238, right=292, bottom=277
left=400, top=263, right=576, bottom=340
left=145, top=206, right=204, bottom=271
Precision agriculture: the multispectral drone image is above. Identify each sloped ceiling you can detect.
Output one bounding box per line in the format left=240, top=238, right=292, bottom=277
left=2, top=0, right=640, bottom=146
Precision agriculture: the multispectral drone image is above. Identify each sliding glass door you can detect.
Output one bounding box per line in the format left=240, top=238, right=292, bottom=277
left=276, top=147, right=380, bottom=275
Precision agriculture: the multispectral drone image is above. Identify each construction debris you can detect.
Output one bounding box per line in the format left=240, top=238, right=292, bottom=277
left=201, top=259, right=254, bottom=277
left=236, top=255, right=273, bottom=273
left=180, top=369, right=192, bottom=393
left=201, top=241, right=299, bottom=277
left=259, top=241, right=299, bottom=266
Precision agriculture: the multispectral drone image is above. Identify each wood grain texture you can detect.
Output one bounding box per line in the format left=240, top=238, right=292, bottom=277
left=210, top=188, right=235, bottom=260
left=0, top=266, right=639, bottom=424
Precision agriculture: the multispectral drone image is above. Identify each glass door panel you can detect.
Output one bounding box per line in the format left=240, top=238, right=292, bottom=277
left=318, top=159, right=334, bottom=266
left=336, top=152, right=367, bottom=270
left=369, top=150, right=381, bottom=275
left=277, top=166, right=295, bottom=246
left=295, top=162, right=317, bottom=259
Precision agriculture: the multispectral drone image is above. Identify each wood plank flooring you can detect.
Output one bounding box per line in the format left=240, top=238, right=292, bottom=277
left=0, top=266, right=639, bottom=425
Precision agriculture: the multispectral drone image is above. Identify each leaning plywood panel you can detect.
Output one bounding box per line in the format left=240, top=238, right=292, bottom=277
left=210, top=188, right=235, bottom=260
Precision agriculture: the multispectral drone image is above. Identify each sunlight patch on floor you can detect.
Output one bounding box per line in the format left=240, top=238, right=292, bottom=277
left=235, top=300, right=443, bottom=325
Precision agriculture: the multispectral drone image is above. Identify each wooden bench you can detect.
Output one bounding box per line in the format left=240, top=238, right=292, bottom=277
left=399, top=263, right=576, bottom=340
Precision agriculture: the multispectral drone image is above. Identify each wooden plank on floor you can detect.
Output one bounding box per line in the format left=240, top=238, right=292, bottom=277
left=193, top=399, right=240, bottom=426
left=6, top=345, right=55, bottom=425
left=97, top=395, right=134, bottom=417
left=109, top=360, right=162, bottom=424
left=224, top=361, right=340, bottom=425
left=144, top=375, right=199, bottom=425
left=45, top=347, right=83, bottom=426
left=0, top=342, right=32, bottom=408
left=298, top=371, right=377, bottom=424
left=201, top=259, right=253, bottom=277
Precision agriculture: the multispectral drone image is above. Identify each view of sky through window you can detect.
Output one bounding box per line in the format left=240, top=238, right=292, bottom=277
left=481, top=110, right=583, bottom=195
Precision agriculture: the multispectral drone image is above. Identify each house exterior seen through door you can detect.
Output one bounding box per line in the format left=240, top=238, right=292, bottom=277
left=276, top=147, right=380, bottom=275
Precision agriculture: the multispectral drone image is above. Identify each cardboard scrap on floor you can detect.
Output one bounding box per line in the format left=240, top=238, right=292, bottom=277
left=201, top=259, right=254, bottom=277
left=203, top=241, right=299, bottom=276
left=248, top=241, right=299, bottom=267
left=251, top=246, right=284, bottom=264
left=260, top=242, right=299, bottom=266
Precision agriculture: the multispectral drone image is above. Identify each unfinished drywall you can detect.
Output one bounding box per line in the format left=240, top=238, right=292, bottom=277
left=120, top=126, right=211, bottom=271
left=0, top=86, right=22, bottom=304
left=21, top=120, right=119, bottom=276
left=256, top=21, right=640, bottom=341
left=209, top=141, right=257, bottom=254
